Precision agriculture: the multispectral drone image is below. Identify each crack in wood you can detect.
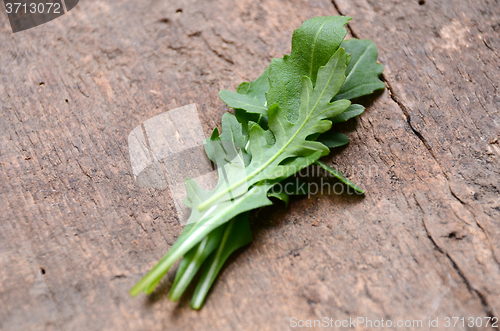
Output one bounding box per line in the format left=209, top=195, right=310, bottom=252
left=414, top=194, right=496, bottom=320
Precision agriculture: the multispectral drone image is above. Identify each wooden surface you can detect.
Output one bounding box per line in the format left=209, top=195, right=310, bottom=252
left=0, top=0, right=499, bottom=330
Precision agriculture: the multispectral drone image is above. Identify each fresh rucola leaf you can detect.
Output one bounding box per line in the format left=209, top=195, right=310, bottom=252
left=221, top=41, right=382, bottom=125
left=131, top=16, right=384, bottom=308
left=236, top=67, right=269, bottom=106
left=220, top=39, right=381, bottom=204
left=333, top=39, right=385, bottom=101
left=195, top=49, right=349, bottom=211
left=220, top=16, right=351, bottom=122
left=266, top=16, right=351, bottom=122
left=130, top=47, right=351, bottom=297
left=218, top=90, right=268, bottom=115
left=204, top=113, right=251, bottom=166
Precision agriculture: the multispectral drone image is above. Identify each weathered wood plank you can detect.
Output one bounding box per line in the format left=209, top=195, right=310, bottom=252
left=0, top=0, right=498, bottom=330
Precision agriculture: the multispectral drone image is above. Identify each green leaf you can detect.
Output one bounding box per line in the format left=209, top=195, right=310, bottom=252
left=219, top=90, right=268, bottom=115
left=316, top=131, right=350, bottom=148
left=221, top=26, right=381, bottom=162
left=266, top=16, right=351, bottom=121
left=204, top=113, right=252, bottom=182
left=199, top=48, right=350, bottom=210
left=333, top=39, right=385, bottom=101
left=130, top=47, right=351, bottom=297
left=315, top=160, right=365, bottom=194
left=236, top=67, right=270, bottom=105
left=219, top=68, right=269, bottom=119
left=331, top=104, right=365, bottom=123
left=221, top=16, right=350, bottom=121
left=224, top=40, right=383, bottom=127
left=191, top=213, right=253, bottom=309
left=131, top=17, right=384, bottom=308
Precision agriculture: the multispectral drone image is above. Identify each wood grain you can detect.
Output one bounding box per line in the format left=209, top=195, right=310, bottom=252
left=0, top=0, right=498, bottom=330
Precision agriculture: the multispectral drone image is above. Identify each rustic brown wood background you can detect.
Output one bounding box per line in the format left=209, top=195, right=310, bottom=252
left=1, top=0, right=499, bottom=330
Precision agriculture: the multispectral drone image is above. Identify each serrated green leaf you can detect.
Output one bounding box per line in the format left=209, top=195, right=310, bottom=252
left=205, top=112, right=250, bottom=164
left=236, top=67, right=270, bottom=105
left=224, top=40, right=382, bottom=129
left=333, top=39, right=385, bottom=101
left=221, top=26, right=382, bottom=158
left=266, top=16, right=351, bottom=122
left=199, top=49, right=350, bottom=210
left=130, top=47, right=351, bottom=297
left=221, top=16, right=351, bottom=121
left=219, top=90, right=268, bottom=115
left=131, top=17, right=384, bottom=308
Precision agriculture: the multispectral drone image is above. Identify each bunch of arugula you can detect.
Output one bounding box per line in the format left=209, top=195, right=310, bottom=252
left=130, top=16, right=384, bottom=309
